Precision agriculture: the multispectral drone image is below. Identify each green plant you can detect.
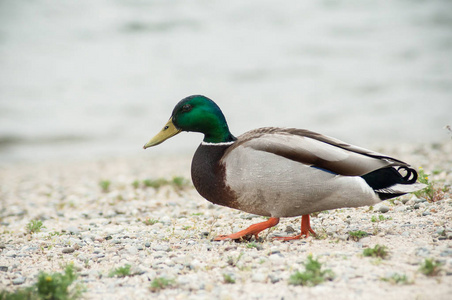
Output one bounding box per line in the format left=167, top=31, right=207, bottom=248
left=140, top=176, right=191, bottom=193
left=246, top=241, right=262, bottom=249
left=227, top=252, right=244, bottom=267
left=348, top=230, right=368, bottom=241
left=143, top=218, right=159, bottom=226
left=363, top=245, right=388, bottom=259
left=419, top=258, right=442, bottom=276
left=26, top=220, right=45, bottom=234
left=143, top=178, right=168, bottom=189
left=132, top=180, right=140, bottom=189
left=0, top=264, right=84, bottom=300
left=381, top=273, right=412, bottom=285
left=171, top=176, right=190, bottom=190
left=99, top=180, right=111, bottom=192
left=223, top=273, right=236, bottom=284
left=371, top=215, right=391, bottom=223
left=413, top=168, right=449, bottom=202
left=288, top=255, right=334, bottom=286
left=108, top=264, right=132, bottom=278
left=149, top=277, right=175, bottom=292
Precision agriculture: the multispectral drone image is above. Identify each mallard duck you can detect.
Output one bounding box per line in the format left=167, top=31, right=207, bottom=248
left=143, top=95, right=425, bottom=241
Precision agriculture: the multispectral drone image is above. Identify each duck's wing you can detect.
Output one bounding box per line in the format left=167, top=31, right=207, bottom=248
left=225, top=127, right=410, bottom=176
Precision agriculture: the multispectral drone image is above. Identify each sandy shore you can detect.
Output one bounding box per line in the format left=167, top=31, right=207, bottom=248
left=1, top=141, right=451, bottom=299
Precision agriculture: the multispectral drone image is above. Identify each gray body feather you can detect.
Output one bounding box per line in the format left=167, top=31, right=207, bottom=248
left=219, top=128, right=423, bottom=217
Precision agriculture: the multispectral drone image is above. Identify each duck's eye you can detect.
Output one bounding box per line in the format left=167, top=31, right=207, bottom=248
left=182, top=104, right=192, bottom=112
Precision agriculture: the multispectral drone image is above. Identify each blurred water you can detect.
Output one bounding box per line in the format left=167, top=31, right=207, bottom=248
left=1, top=0, right=451, bottom=164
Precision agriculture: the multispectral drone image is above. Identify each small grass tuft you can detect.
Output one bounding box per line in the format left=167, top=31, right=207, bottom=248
left=363, top=244, right=389, bottom=259
left=143, top=178, right=168, bottom=189
left=227, top=252, right=244, bottom=267
left=108, top=264, right=132, bottom=278
left=288, top=255, right=334, bottom=286
left=414, top=167, right=450, bottom=202
left=99, top=180, right=111, bottom=192
left=171, top=176, right=190, bottom=190
left=371, top=214, right=391, bottom=222
left=0, top=264, right=84, bottom=300
left=348, top=230, right=368, bottom=241
left=26, top=220, right=45, bottom=234
left=149, top=277, right=175, bottom=292
left=246, top=241, right=263, bottom=250
left=381, top=273, right=412, bottom=285
left=419, top=258, right=442, bottom=276
left=143, top=218, right=159, bottom=226
left=132, top=180, right=140, bottom=189
left=223, top=273, right=236, bottom=284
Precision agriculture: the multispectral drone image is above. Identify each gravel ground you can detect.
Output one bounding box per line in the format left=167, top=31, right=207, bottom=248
left=1, top=141, right=451, bottom=300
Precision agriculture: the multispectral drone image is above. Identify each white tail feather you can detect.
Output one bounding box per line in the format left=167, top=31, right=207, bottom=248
left=375, top=183, right=427, bottom=194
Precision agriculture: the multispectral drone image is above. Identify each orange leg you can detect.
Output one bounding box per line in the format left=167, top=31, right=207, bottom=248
left=273, top=214, right=316, bottom=241
left=214, top=217, right=280, bottom=241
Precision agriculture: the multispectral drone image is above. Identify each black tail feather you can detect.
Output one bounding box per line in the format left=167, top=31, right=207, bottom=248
left=361, top=166, right=419, bottom=200
left=397, top=166, right=417, bottom=183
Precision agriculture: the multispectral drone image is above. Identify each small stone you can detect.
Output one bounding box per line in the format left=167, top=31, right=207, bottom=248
left=12, top=277, right=25, bottom=285
left=160, top=216, right=171, bottom=224
left=66, top=226, right=80, bottom=235
left=0, top=266, right=8, bottom=272
left=127, top=246, right=138, bottom=255
left=379, top=205, right=390, bottom=213
left=435, top=228, right=446, bottom=235
left=416, top=247, right=430, bottom=257
left=241, top=214, right=260, bottom=220
left=152, top=244, right=170, bottom=252
left=269, top=254, right=284, bottom=263
left=145, top=242, right=151, bottom=248
left=338, top=234, right=349, bottom=241
left=62, top=247, right=75, bottom=254
left=285, top=226, right=296, bottom=233
left=251, top=272, right=267, bottom=283
left=5, top=251, right=16, bottom=258
left=269, top=274, right=280, bottom=283
left=401, top=198, right=409, bottom=204
left=440, top=249, right=452, bottom=257
left=422, top=211, right=431, bottom=216
left=360, top=237, right=371, bottom=247
left=414, top=204, right=420, bottom=209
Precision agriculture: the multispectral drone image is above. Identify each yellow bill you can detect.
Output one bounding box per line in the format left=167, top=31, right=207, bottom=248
left=143, top=118, right=181, bottom=149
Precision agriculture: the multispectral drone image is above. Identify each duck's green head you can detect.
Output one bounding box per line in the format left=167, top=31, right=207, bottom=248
left=143, top=95, right=236, bottom=148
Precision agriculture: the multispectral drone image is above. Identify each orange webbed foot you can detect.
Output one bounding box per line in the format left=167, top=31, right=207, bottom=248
left=272, top=214, right=316, bottom=241
left=214, top=217, right=280, bottom=241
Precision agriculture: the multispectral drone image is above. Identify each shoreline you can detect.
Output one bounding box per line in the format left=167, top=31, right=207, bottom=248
left=1, top=141, right=451, bottom=299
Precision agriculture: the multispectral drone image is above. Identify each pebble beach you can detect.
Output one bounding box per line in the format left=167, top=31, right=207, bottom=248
left=1, top=140, right=451, bottom=299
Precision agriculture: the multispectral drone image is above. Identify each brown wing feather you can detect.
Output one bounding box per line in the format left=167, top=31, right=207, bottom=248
left=224, top=127, right=410, bottom=176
